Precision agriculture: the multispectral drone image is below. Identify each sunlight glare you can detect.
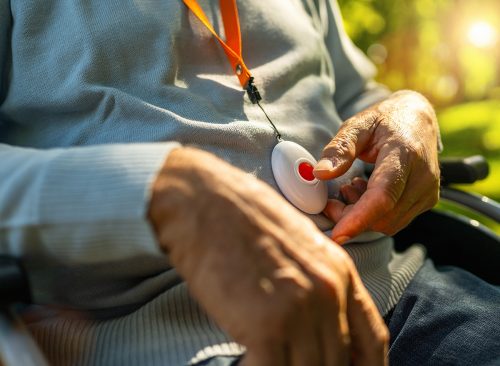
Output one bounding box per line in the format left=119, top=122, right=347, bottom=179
left=467, top=21, right=497, bottom=48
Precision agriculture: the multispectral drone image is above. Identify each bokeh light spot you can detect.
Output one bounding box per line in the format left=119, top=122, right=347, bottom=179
left=467, top=21, right=497, bottom=48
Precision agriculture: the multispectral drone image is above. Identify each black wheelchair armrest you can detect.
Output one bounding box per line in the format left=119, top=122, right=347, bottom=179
left=438, top=155, right=500, bottom=222
left=440, top=155, right=489, bottom=185
left=365, top=155, right=489, bottom=185
left=0, top=256, right=31, bottom=307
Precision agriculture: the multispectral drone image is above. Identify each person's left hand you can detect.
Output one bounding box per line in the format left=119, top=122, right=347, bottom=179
left=314, top=90, right=441, bottom=243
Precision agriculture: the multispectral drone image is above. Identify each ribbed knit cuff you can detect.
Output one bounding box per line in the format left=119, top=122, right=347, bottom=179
left=37, top=142, right=180, bottom=264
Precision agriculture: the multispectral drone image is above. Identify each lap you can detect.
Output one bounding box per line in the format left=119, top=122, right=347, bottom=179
left=386, top=260, right=500, bottom=366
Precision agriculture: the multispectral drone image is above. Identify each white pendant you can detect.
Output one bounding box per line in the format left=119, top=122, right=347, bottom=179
left=271, top=140, right=328, bottom=214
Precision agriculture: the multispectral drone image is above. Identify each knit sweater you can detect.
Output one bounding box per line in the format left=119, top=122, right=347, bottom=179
left=0, top=0, right=425, bottom=365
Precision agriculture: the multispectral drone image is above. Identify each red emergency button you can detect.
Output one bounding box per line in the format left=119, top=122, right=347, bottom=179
left=298, top=161, right=315, bottom=181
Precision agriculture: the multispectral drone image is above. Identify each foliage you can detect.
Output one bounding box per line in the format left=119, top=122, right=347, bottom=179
left=338, top=0, right=500, bottom=107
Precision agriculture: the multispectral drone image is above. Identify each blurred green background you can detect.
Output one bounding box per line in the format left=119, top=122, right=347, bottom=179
left=339, top=0, right=500, bottom=233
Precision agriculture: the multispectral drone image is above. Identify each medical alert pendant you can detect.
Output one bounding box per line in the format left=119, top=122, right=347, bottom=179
left=271, top=140, right=328, bottom=214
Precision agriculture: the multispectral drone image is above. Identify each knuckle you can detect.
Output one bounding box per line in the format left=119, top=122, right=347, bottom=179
left=290, top=282, right=314, bottom=309
left=338, top=253, right=356, bottom=279
left=383, top=197, right=397, bottom=213
left=377, top=188, right=399, bottom=211
left=326, top=248, right=354, bottom=282
left=324, top=137, right=354, bottom=159
left=407, top=140, right=426, bottom=158
left=320, top=278, right=343, bottom=308
left=275, top=270, right=314, bottom=308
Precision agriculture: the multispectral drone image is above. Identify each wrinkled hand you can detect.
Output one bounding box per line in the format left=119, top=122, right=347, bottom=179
left=314, top=90, right=441, bottom=243
left=314, top=91, right=440, bottom=243
left=149, top=147, right=388, bottom=366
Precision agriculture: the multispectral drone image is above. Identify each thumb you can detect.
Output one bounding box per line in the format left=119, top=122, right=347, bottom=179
left=314, top=114, right=376, bottom=180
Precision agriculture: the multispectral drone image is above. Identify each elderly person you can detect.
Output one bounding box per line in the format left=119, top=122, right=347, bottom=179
left=1, top=1, right=498, bottom=365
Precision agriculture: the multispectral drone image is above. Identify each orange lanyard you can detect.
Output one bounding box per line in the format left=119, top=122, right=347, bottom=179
left=182, top=0, right=262, bottom=104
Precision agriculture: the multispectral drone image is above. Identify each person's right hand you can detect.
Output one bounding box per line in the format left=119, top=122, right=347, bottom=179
left=149, top=147, right=388, bottom=366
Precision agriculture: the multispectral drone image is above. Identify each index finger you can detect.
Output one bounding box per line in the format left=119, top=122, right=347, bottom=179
left=347, top=269, right=389, bottom=366
left=331, top=147, right=409, bottom=241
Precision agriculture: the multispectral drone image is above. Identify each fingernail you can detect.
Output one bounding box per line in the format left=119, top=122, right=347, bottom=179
left=334, top=236, right=351, bottom=245
left=314, top=159, right=335, bottom=172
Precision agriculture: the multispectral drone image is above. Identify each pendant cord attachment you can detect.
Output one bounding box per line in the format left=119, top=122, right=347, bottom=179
left=246, top=77, right=282, bottom=142
left=245, top=77, right=261, bottom=104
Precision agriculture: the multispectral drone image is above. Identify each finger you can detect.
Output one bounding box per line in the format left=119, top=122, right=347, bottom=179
left=340, top=185, right=358, bottom=204
left=331, top=147, right=410, bottom=241
left=340, top=181, right=366, bottom=204
left=368, top=174, right=422, bottom=234
left=323, top=199, right=354, bottom=223
left=314, top=114, right=377, bottom=180
left=330, top=188, right=398, bottom=242
left=321, top=307, right=350, bottom=366
left=288, top=304, right=322, bottom=366
left=369, top=165, right=437, bottom=235
left=315, top=277, right=350, bottom=366
left=347, top=270, right=389, bottom=366
left=282, top=281, right=322, bottom=366
left=351, top=177, right=368, bottom=192
left=274, top=252, right=350, bottom=366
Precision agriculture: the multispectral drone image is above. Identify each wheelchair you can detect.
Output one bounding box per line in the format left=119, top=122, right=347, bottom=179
left=1, top=156, right=499, bottom=366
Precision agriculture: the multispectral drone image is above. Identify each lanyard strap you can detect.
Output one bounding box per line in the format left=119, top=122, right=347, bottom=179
left=182, top=0, right=261, bottom=103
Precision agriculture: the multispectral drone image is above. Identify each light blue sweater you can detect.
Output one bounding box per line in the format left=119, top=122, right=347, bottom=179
left=0, top=1, right=425, bottom=364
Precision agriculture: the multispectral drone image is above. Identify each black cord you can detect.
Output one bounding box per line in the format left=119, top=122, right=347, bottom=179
left=256, top=100, right=282, bottom=141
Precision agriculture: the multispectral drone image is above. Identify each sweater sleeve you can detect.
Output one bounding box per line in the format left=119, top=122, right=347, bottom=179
left=0, top=2, right=185, bottom=309
left=321, top=0, right=391, bottom=120
left=0, top=142, right=178, bottom=263
left=0, top=142, right=180, bottom=306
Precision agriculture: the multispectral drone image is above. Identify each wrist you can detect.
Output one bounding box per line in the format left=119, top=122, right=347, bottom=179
left=148, top=147, right=237, bottom=263
left=148, top=147, right=194, bottom=254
